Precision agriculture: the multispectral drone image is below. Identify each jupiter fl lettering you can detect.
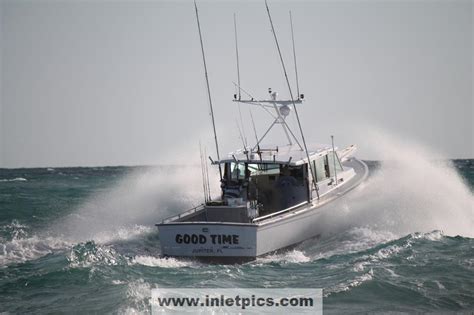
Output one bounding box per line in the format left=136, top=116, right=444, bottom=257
left=175, top=234, right=240, bottom=245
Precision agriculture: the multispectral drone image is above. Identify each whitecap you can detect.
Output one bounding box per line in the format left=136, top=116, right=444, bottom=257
left=257, top=250, right=310, bottom=264
left=411, top=230, right=444, bottom=241
left=325, top=268, right=374, bottom=296
left=130, top=255, right=196, bottom=268
left=0, top=177, right=27, bottom=182
left=0, top=235, right=70, bottom=266
left=384, top=267, right=400, bottom=277
left=67, top=242, right=123, bottom=268
left=434, top=280, right=446, bottom=290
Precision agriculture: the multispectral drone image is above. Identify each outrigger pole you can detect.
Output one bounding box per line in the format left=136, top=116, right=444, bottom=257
left=234, top=13, right=248, bottom=148
left=194, top=1, right=222, bottom=181
left=289, top=11, right=300, bottom=99
left=234, top=13, right=242, bottom=101
left=265, top=0, right=319, bottom=199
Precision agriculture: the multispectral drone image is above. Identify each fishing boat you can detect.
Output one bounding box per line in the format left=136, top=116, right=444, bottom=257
left=156, top=2, right=368, bottom=262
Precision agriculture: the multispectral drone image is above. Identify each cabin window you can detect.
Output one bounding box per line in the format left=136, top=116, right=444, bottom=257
left=312, top=152, right=343, bottom=182
left=247, top=162, right=309, bottom=215
left=247, top=163, right=280, bottom=176
left=230, top=162, right=246, bottom=181
left=313, top=157, right=326, bottom=182
left=327, top=152, right=343, bottom=177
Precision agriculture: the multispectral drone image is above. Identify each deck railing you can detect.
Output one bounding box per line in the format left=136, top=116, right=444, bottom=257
left=252, top=201, right=309, bottom=223
left=159, top=201, right=311, bottom=225
left=160, top=204, right=205, bottom=224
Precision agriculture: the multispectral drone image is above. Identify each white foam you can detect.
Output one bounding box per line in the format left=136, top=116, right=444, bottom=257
left=434, top=280, right=446, bottom=290
left=326, top=268, right=374, bottom=296
left=257, top=250, right=311, bottom=264
left=0, top=235, right=70, bottom=266
left=0, top=177, right=27, bottom=182
left=131, top=255, right=196, bottom=268
left=67, top=243, right=122, bottom=268
left=384, top=268, right=400, bottom=278
left=410, top=230, right=444, bottom=241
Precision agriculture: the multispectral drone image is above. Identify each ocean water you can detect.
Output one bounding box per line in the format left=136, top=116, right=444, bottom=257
left=0, top=158, right=473, bottom=314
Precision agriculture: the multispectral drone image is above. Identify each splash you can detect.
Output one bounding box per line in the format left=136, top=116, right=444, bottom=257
left=53, top=165, right=218, bottom=244
left=0, top=165, right=217, bottom=266
left=67, top=241, right=125, bottom=268
left=315, top=129, right=474, bottom=239
left=0, top=221, right=70, bottom=266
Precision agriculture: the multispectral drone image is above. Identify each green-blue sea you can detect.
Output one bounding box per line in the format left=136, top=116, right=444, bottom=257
left=0, top=159, right=473, bottom=314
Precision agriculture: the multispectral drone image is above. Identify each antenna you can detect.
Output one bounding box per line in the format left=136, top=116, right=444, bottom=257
left=289, top=11, right=300, bottom=98
left=234, top=14, right=248, bottom=149
left=204, top=146, right=211, bottom=201
left=249, top=108, right=259, bottom=145
left=234, top=13, right=241, bottom=101
left=199, top=141, right=209, bottom=203
left=236, top=119, right=246, bottom=149
left=194, top=1, right=222, bottom=181
left=265, top=0, right=319, bottom=199
left=331, top=135, right=338, bottom=186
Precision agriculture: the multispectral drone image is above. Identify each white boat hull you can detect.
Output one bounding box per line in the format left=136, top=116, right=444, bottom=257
left=156, top=158, right=368, bottom=261
left=157, top=223, right=257, bottom=258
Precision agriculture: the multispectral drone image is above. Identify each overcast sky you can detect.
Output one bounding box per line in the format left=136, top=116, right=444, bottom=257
left=0, top=0, right=472, bottom=168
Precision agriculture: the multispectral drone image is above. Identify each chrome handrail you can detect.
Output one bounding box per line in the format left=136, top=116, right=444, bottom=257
left=252, top=201, right=309, bottom=223
left=161, top=204, right=205, bottom=224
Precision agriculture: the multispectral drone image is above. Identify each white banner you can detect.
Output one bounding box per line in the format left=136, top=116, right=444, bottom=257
left=151, top=288, right=323, bottom=314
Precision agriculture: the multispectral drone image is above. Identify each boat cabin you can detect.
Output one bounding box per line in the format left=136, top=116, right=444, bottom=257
left=163, top=145, right=350, bottom=225
left=222, top=160, right=309, bottom=216
left=220, top=144, right=344, bottom=212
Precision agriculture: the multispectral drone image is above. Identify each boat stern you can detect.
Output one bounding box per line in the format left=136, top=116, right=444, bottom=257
left=156, top=222, right=257, bottom=260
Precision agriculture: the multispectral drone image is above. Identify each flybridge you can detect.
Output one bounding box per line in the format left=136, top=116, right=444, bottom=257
left=215, top=144, right=336, bottom=167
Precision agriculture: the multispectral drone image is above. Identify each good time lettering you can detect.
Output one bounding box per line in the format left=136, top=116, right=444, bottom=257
left=175, top=234, right=240, bottom=245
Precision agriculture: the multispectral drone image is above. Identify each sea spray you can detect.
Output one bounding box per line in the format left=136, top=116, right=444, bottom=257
left=53, top=165, right=219, bottom=244
left=309, top=129, right=474, bottom=241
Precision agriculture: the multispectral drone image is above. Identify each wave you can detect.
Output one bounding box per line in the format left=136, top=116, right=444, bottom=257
left=311, top=228, right=470, bottom=298
left=0, top=234, right=70, bottom=267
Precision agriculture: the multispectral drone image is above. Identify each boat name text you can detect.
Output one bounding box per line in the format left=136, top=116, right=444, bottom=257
left=175, top=234, right=239, bottom=245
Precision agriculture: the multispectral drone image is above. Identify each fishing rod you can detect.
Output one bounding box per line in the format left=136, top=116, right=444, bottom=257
left=194, top=1, right=222, bottom=181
